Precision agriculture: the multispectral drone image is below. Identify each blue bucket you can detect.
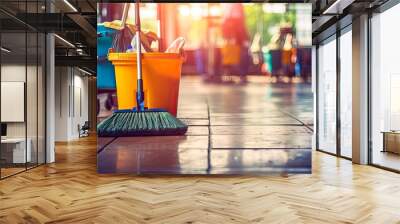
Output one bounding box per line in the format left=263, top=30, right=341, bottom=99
left=97, top=24, right=117, bottom=89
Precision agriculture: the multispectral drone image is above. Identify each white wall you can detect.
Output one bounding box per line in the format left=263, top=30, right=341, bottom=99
left=1, top=65, right=26, bottom=138
left=1, top=65, right=42, bottom=138
left=55, top=67, right=69, bottom=141
left=55, top=67, right=89, bottom=141
left=71, top=72, right=89, bottom=138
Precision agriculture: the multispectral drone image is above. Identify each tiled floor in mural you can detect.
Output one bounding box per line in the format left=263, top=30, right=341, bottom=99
left=97, top=76, right=313, bottom=174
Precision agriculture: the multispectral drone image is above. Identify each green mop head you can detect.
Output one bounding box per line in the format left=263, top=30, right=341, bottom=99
left=97, top=109, right=188, bottom=137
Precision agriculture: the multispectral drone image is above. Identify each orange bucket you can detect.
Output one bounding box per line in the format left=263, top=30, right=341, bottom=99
left=108, top=52, right=183, bottom=116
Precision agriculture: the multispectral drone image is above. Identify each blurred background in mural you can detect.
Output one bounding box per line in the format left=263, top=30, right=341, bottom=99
left=97, top=3, right=312, bottom=174
left=97, top=3, right=311, bottom=116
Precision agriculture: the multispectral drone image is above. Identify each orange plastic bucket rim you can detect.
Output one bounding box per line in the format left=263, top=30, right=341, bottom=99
left=108, top=52, right=182, bottom=62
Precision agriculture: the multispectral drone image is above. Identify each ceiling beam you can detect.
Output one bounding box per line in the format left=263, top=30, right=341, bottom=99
left=55, top=55, right=96, bottom=70
left=322, top=0, right=356, bottom=14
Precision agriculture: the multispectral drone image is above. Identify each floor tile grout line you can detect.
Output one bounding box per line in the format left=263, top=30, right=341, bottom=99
left=97, top=137, right=118, bottom=154
left=178, top=118, right=209, bottom=120
left=211, top=147, right=312, bottom=150
left=133, top=147, right=312, bottom=150
left=187, top=124, right=311, bottom=127
left=185, top=133, right=312, bottom=136
left=178, top=116, right=298, bottom=119
left=206, top=98, right=212, bottom=173
left=278, top=109, right=314, bottom=132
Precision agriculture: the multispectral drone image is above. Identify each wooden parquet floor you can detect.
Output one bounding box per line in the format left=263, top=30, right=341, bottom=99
left=1, top=135, right=400, bottom=224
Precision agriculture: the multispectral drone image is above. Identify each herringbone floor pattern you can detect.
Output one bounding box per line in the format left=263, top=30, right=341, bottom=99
left=1, top=136, right=400, bottom=224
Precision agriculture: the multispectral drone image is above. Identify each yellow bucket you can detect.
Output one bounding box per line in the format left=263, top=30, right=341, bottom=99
left=221, top=43, right=241, bottom=65
left=108, top=52, right=183, bottom=116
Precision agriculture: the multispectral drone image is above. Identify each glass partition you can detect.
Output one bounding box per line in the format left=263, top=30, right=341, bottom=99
left=1, top=28, right=28, bottom=178
left=339, top=28, right=352, bottom=158
left=317, top=36, right=337, bottom=154
left=0, top=0, right=46, bottom=179
left=371, top=4, right=400, bottom=171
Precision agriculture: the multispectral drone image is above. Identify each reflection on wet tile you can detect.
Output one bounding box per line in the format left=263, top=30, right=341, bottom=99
left=180, top=118, right=209, bottom=126
left=209, top=149, right=311, bottom=174
left=105, top=136, right=209, bottom=150
left=177, top=110, right=209, bottom=119
left=98, top=147, right=210, bottom=174
left=97, top=146, right=138, bottom=174
left=211, top=126, right=312, bottom=135
left=186, top=126, right=209, bottom=136
left=139, top=149, right=208, bottom=174
left=300, top=118, right=314, bottom=126
left=97, top=137, right=115, bottom=151
left=97, top=76, right=313, bottom=174
left=178, top=102, right=208, bottom=108
left=209, top=107, right=283, bottom=114
left=209, top=112, right=286, bottom=118
left=210, top=117, right=301, bottom=126
left=212, top=134, right=311, bottom=149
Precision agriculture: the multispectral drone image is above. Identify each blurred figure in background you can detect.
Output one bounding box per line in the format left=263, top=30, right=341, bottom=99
left=98, top=3, right=124, bottom=23
left=250, top=32, right=263, bottom=69
left=281, top=32, right=293, bottom=77
left=221, top=4, right=250, bottom=83
left=194, top=41, right=207, bottom=76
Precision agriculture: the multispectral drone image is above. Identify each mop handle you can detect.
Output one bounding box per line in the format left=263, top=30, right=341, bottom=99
left=135, top=0, right=145, bottom=111
left=135, top=0, right=142, bottom=80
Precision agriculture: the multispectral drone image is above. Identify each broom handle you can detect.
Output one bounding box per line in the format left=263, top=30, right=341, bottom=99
left=121, top=3, right=129, bottom=27
left=135, top=0, right=145, bottom=111
left=110, top=3, right=129, bottom=51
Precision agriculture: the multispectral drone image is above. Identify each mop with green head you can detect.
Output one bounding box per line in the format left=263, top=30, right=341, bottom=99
left=97, top=1, right=187, bottom=137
